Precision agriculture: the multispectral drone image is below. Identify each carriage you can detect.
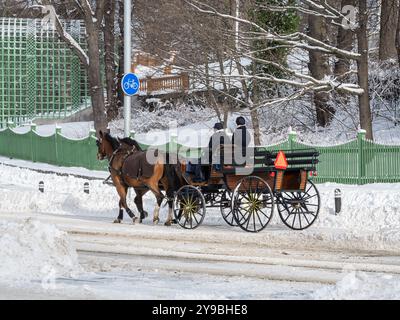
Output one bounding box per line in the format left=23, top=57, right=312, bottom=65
left=173, top=147, right=320, bottom=233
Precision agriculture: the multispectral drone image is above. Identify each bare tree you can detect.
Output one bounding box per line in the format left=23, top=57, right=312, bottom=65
left=37, top=0, right=108, bottom=132
left=379, top=0, right=399, bottom=62
left=308, top=7, right=334, bottom=127
left=357, top=0, right=373, bottom=139
left=334, top=0, right=355, bottom=77
left=185, top=0, right=380, bottom=140
left=103, top=0, right=118, bottom=121
left=396, top=1, right=400, bottom=64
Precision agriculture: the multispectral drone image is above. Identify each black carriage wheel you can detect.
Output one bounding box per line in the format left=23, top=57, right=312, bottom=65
left=219, top=190, right=237, bottom=227
left=277, top=180, right=320, bottom=231
left=231, top=176, right=274, bottom=233
left=173, top=185, right=206, bottom=229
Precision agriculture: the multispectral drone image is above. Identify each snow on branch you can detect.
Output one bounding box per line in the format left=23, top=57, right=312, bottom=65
left=186, top=1, right=360, bottom=60
left=34, top=1, right=89, bottom=67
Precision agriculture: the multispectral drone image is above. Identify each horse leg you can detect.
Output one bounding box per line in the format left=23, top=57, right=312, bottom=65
left=163, top=182, right=175, bottom=227
left=144, top=181, right=163, bottom=225
left=115, top=183, right=137, bottom=224
left=113, top=199, right=124, bottom=224
left=133, top=188, right=149, bottom=223
left=153, top=194, right=163, bottom=225
left=165, top=201, right=174, bottom=227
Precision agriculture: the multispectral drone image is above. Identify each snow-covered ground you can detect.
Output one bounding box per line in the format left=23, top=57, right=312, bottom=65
left=1, top=159, right=400, bottom=299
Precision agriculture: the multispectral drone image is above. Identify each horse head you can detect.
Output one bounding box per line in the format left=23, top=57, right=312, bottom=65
left=96, top=130, right=119, bottom=160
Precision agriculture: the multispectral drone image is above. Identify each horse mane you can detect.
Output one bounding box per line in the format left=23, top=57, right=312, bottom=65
left=104, top=133, right=120, bottom=151
left=119, top=137, right=142, bottom=151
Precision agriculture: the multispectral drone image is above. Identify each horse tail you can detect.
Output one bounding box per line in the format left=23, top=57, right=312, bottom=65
left=164, top=163, right=178, bottom=200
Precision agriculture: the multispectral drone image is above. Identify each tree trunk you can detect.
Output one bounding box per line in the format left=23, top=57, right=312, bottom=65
left=116, top=0, right=125, bottom=110
left=104, top=0, right=118, bottom=122
left=308, top=10, right=334, bottom=127
left=379, top=0, right=399, bottom=61
left=334, top=0, right=355, bottom=77
left=396, top=2, right=400, bottom=65
left=357, top=0, right=373, bottom=140
left=86, top=21, right=107, bottom=132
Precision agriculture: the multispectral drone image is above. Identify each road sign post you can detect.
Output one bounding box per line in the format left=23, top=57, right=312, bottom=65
left=123, top=0, right=132, bottom=137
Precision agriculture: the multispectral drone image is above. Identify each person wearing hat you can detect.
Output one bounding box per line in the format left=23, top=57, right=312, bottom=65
left=232, top=116, right=251, bottom=159
left=191, top=122, right=230, bottom=182
left=208, top=122, right=231, bottom=171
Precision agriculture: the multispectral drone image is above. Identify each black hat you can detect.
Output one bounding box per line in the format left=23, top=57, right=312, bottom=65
left=236, top=116, right=246, bottom=126
left=213, top=122, right=223, bottom=130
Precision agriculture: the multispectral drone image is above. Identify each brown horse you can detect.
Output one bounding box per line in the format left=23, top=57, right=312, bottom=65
left=96, top=131, right=176, bottom=225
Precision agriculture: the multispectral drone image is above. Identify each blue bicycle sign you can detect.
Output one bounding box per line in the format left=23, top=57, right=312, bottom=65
left=121, top=73, right=140, bottom=96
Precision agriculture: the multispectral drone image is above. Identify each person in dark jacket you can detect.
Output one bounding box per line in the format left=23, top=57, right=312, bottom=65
left=232, top=116, right=251, bottom=160
left=208, top=122, right=231, bottom=171
left=191, top=122, right=230, bottom=182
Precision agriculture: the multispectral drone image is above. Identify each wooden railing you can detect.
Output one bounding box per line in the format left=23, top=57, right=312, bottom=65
left=139, top=73, right=189, bottom=95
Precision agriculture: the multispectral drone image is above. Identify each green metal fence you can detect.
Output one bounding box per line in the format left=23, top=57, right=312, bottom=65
left=0, top=124, right=400, bottom=185
left=0, top=18, right=90, bottom=128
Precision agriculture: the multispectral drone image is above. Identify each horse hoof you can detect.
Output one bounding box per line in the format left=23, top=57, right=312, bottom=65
left=153, top=218, right=159, bottom=225
left=164, top=221, right=172, bottom=227
left=141, top=211, right=148, bottom=220
left=132, top=217, right=138, bottom=225
left=113, top=219, right=122, bottom=224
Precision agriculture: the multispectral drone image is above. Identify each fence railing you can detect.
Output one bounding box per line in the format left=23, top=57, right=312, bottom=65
left=139, top=73, right=189, bottom=95
left=0, top=124, right=399, bottom=185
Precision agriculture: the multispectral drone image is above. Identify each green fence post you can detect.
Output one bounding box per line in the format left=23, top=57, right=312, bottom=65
left=288, top=128, right=297, bottom=150
left=30, top=123, right=37, bottom=162
left=357, top=129, right=366, bottom=185
left=55, top=125, right=62, bottom=165
left=7, top=121, right=16, bottom=129
left=89, top=129, right=97, bottom=170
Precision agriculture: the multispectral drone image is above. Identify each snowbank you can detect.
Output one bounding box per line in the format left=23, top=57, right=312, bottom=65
left=0, top=219, right=81, bottom=284
left=313, top=183, right=400, bottom=243
left=313, top=272, right=400, bottom=300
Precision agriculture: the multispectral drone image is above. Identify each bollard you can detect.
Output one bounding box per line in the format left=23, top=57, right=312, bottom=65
left=84, top=182, right=89, bottom=194
left=334, top=189, right=342, bottom=215
left=39, top=181, right=44, bottom=193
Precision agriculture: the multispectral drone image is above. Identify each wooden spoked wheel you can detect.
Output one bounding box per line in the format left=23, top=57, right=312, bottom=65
left=219, top=190, right=237, bottom=227
left=231, top=176, right=274, bottom=233
left=173, top=185, right=206, bottom=229
left=277, top=180, right=320, bottom=230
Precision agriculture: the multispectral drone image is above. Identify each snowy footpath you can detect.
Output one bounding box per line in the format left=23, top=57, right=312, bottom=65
left=1, top=158, right=400, bottom=299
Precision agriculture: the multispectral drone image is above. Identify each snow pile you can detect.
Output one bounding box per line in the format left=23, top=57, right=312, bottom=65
left=314, top=183, right=400, bottom=242
left=0, top=219, right=81, bottom=284
left=313, top=272, right=400, bottom=300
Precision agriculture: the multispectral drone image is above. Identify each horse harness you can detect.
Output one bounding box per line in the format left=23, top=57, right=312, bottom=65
left=105, top=146, right=166, bottom=199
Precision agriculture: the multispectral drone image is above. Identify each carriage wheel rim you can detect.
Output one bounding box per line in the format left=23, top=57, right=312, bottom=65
left=173, top=185, right=206, bottom=229
left=277, top=181, right=320, bottom=230
left=220, top=191, right=238, bottom=227
left=231, top=176, right=274, bottom=233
